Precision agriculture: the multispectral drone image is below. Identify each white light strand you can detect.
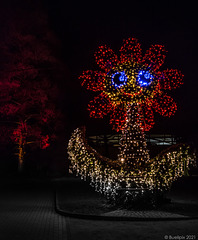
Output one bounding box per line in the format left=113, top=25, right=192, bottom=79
left=67, top=128, right=196, bottom=201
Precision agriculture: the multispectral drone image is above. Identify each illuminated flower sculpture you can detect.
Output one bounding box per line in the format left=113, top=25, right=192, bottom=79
left=80, top=38, right=184, bottom=132
left=68, top=38, right=196, bottom=205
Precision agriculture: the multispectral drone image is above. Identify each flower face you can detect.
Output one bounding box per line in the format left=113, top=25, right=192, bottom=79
left=80, top=37, right=184, bottom=132
left=104, top=61, right=160, bottom=106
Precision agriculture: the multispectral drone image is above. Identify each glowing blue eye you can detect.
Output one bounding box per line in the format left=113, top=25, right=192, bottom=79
left=137, top=70, right=153, bottom=87
left=111, top=71, right=128, bottom=89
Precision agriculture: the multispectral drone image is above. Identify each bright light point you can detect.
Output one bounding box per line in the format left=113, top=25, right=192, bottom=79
left=137, top=70, right=153, bottom=87
left=120, top=158, right=125, bottom=163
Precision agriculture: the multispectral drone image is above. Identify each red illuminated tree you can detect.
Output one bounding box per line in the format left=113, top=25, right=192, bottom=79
left=0, top=7, right=63, bottom=172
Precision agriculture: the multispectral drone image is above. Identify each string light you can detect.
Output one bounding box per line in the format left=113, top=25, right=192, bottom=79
left=137, top=70, right=154, bottom=87
left=68, top=37, right=196, bottom=203
left=68, top=128, right=196, bottom=201
left=79, top=37, right=184, bottom=132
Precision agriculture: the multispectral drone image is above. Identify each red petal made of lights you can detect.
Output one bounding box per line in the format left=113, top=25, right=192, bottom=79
left=142, top=45, right=166, bottom=71
left=94, top=45, right=118, bottom=72
left=120, top=37, right=142, bottom=63
left=152, top=94, right=177, bottom=117
left=139, top=103, right=155, bottom=131
left=160, top=69, right=184, bottom=90
left=88, top=93, right=112, bottom=118
left=109, top=105, right=127, bottom=132
left=79, top=70, right=105, bottom=92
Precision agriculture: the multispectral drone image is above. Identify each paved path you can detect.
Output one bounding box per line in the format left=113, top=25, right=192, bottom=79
left=101, top=209, right=188, bottom=218
left=68, top=217, right=198, bottom=240
left=0, top=179, right=70, bottom=240
left=0, top=178, right=198, bottom=240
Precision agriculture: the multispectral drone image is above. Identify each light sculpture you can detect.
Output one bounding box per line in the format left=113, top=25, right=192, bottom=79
left=68, top=37, right=196, bottom=204
left=80, top=38, right=184, bottom=132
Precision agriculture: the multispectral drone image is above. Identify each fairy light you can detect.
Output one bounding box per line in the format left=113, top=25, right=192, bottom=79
left=111, top=71, right=128, bottom=89
left=118, top=103, right=150, bottom=171
left=68, top=128, right=196, bottom=201
left=79, top=37, right=183, bottom=132
left=67, top=37, right=196, bottom=203
left=137, top=70, right=154, bottom=87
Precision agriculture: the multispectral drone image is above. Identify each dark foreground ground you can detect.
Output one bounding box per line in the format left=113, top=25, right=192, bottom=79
left=56, top=175, right=198, bottom=218
left=0, top=175, right=198, bottom=240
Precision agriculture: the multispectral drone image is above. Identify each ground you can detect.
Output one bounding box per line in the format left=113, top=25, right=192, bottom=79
left=0, top=175, right=198, bottom=240
left=56, top=175, right=198, bottom=218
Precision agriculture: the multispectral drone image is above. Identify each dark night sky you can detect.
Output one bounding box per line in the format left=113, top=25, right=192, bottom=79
left=2, top=1, right=198, bottom=141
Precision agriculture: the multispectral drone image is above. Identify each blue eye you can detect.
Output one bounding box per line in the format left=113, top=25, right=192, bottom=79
left=137, top=70, right=153, bottom=87
left=111, top=71, right=127, bottom=89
